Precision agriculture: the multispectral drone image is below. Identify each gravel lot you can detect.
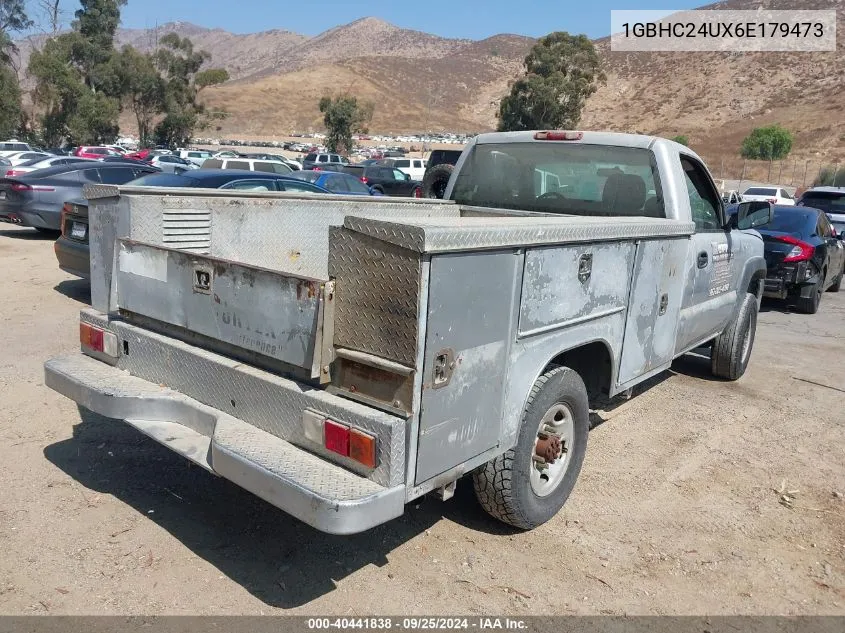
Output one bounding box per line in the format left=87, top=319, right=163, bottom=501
left=0, top=223, right=843, bottom=615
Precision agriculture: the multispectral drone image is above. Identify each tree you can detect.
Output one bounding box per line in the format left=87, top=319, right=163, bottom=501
left=0, top=64, right=22, bottom=137
left=28, top=0, right=129, bottom=145
left=117, top=46, right=165, bottom=146
left=671, top=135, right=689, bottom=146
left=814, top=166, right=844, bottom=187
left=0, top=0, right=32, bottom=34
left=740, top=125, right=793, bottom=161
left=67, top=90, right=119, bottom=143
left=497, top=32, right=604, bottom=132
left=153, top=33, right=227, bottom=147
left=195, top=68, right=229, bottom=92
left=318, top=94, right=374, bottom=155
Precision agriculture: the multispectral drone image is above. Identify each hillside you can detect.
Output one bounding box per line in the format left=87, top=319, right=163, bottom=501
left=13, top=0, right=845, bottom=169
left=582, top=0, right=845, bottom=166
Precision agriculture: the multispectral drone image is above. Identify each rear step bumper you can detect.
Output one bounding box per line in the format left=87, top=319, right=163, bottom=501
left=45, top=354, right=405, bottom=534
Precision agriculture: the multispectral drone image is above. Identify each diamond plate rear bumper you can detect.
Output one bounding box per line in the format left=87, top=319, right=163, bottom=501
left=45, top=353, right=406, bottom=534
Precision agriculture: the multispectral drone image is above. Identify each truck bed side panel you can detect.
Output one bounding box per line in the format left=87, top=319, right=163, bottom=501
left=617, top=238, right=688, bottom=385
left=519, top=242, right=635, bottom=337
left=414, top=250, right=522, bottom=484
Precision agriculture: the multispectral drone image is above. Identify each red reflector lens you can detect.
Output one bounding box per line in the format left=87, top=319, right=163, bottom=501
left=324, top=420, right=350, bottom=456
left=349, top=429, right=376, bottom=468
left=534, top=130, right=583, bottom=141
left=80, top=323, right=104, bottom=352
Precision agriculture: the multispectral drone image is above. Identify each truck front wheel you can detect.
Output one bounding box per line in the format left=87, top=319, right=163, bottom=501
left=711, top=291, right=758, bottom=380
left=472, top=366, right=589, bottom=530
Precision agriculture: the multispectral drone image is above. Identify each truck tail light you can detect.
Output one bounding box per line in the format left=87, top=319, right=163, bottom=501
left=349, top=428, right=376, bottom=468
left=313, top=416, right=378, bottom=468
left=776, top=235, right=814, bottom=262
left=534, top=130, right=583, bottom=141
left=324, top=420, right=350, bottom=456
left=80, top=322, right=118, bottom=357
left=360, top=176, right=368, bottom=184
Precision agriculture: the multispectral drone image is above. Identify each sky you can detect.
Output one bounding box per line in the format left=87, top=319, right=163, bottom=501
left=40, top=0, right=705, bottom=40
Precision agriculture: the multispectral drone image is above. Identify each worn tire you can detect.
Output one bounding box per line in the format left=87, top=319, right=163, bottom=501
left=422, top=163, right=454, bottom=199
left=472, top=366, right=590, bottom=530
left=711, top=292, right=757, bottom=380
left=796, top=272, right=824, bottom=314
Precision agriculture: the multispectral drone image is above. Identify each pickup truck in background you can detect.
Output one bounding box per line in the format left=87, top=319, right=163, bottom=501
left=44, top=131, right=771, bottom=534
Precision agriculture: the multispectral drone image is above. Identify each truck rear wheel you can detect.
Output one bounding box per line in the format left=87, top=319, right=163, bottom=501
left=472, top=366, right=589, bottom=530
left=422, top=163, right=454, bottom=199
left=711, top=292, right=757, bottom=380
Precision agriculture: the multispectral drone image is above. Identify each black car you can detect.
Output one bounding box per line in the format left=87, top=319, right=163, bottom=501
left=126, top=169, right=331, bottom=193
left=54, top=170, right=333, bottom=280
left=340, top=165, right=422, bottom=197
left=0, top=162, right=159, bottom=232
left=758, top=205, right=845, bottom=313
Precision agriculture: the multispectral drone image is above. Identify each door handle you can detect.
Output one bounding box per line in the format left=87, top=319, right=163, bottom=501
left=697, top=251, right=709, bottom=269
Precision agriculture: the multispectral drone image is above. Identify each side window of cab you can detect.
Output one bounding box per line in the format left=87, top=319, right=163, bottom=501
left=681, top=156, right=722, bottom=231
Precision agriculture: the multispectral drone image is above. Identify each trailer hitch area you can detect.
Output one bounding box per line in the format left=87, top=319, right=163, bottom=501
left=533, top=429, right=563, bottom=469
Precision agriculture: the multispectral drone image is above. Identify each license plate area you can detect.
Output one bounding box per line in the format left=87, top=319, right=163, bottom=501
left=71, top=221, right=87, bottom=239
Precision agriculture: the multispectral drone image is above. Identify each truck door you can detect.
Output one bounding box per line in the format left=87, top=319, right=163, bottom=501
left=675, top=155, right=738, bottom=353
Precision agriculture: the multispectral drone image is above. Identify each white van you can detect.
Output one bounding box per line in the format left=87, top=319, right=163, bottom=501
left=201, top=158, right=293, bottom=174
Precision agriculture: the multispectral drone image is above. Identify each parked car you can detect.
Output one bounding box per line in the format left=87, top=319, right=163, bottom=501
left=0, top=162, right=159, bottom=232
left=177, top=149, right=215, bottom=166
left=797, top=187, right=845, bottom=235
left=754, top=205, right=845, bottom=312
left=148, top=154, right=200, bottom=174
left=741, top=186, right=795, bottom=206
left=722, top=190, right=743, bottom=204
left=54, top=170, right=334, bottom=280
left=6, top=151, right=52, bottom=166
left=422, top=148, right=464, bottom=198
left=376, top=157, right=427, bottom=181
left=0, top=140, right=32, bottom=157
left=301, top=153, right=350, bottom=170
left=54, top=198, right=91, bottom=278
left=201, top=157, right=293, bottom=174
left=127, top=169, right=330, bottom=193
left=340, top=165, right=422, bottom=197
left=287, top=170, right=376, bottom=195
left=4, top=156, right=94, bottom=177
left=243, top=153, right=302, bottom=171
left=74, top=146, right=124, bottom=159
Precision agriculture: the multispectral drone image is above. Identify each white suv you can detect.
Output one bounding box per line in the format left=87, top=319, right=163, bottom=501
left=201, top=157, right=293, bottom=174
left=741, top=186, right=795, bottom=206
left=377, top=157, right=427, bottom=181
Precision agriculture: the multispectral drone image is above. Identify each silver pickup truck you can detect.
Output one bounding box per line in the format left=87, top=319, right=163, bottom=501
left=44, top=131, right=772, bottom=534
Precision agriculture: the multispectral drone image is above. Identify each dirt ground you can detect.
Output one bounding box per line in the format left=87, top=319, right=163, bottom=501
left=0, top=223, right=843, bottom=616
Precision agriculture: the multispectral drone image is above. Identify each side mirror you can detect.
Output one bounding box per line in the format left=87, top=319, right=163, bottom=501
left=404, top=173, right=411, bottom=181
left=735, top=200, right=772, bottom=230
